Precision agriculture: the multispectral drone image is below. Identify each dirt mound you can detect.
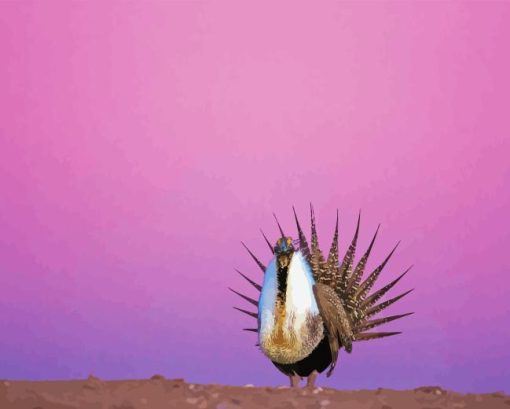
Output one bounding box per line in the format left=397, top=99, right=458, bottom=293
left=1, top=377, right=508, bottom=409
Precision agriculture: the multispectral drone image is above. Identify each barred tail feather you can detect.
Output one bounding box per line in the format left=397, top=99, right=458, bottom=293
left=233, top=306, right=258, bottom=319
left=228, top=287, right=258, bottom=307
left=356, top=312, right=414, bottom=332
left=241, top=241, right=266, bottom=272
left=354, top=331, right=402, bottom=342
left=345, top=225, right=379, bottom=296
left=365, top=289, right=414, bottom=319
left=273, top=213, right=286, bottom=237
left=260, top=229, right=274, bottom=254
left=362, top=267, right=412, bottom=309
left=355, top=241, right=400, bottom=301
left=324, top=210, right=340, bottom=287
left=337, top=212, right=361, bottom=294
left=310, top=203, right=327, bottom=281
left=235, top=269, right=262, bottom=291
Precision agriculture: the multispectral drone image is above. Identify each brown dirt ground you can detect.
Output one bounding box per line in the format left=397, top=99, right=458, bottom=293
left=0, top=376, right=508, bottom=409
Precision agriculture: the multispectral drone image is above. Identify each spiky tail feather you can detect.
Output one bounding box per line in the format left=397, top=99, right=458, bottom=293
left=231, top=205, right=413, bottom=348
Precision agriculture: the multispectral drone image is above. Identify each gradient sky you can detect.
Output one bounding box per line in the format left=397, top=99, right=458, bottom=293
left=1, top=1, right=509, bottom=394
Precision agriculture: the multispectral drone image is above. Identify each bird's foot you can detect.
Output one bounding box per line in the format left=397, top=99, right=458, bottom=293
left=289, top=374, right=301, bottom=388
left=305, top=370, right=319, bottom=390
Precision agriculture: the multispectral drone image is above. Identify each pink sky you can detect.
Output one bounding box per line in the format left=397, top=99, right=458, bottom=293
left=0, top=2, right=509, bottom=393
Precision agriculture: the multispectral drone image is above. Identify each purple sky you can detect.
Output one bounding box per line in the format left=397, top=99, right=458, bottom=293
left=1, top=2, right=509, bottom=393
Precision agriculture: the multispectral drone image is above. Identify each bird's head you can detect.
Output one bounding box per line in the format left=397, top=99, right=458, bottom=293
left=274, top=236, right=295, bottom=255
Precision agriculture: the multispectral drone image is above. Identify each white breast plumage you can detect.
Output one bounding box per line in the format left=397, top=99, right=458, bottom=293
left=257, top=251, right=324, bottom=364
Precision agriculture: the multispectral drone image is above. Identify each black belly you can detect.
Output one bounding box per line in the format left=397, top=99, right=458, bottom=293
left=271, top=335, right=332, bottom=377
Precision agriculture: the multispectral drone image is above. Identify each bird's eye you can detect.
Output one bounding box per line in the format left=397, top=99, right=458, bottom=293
left=287, top=238, right=292, bottom=246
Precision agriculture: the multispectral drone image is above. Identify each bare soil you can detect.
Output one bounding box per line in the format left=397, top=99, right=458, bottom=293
left=1, top=376, right=508, bottom=409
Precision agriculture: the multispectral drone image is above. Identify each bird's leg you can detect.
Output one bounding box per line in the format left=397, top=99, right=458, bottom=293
left=305, top=370, right=319, bottom=390
left=289, top=373, right=301, bottom=388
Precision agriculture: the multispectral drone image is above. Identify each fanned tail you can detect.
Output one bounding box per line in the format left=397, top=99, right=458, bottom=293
left=325, top=210, right=413, bottom=344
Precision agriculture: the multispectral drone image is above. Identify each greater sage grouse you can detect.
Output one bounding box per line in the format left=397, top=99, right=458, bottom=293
left=230, top=205, right=413, bottom=389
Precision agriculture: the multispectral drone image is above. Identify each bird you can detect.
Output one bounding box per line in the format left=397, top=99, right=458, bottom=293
left=230, top=205, right=414, bottom=389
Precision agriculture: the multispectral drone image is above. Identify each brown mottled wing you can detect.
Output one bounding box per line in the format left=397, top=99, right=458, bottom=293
left=313, top=283, right=354, bottom=377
